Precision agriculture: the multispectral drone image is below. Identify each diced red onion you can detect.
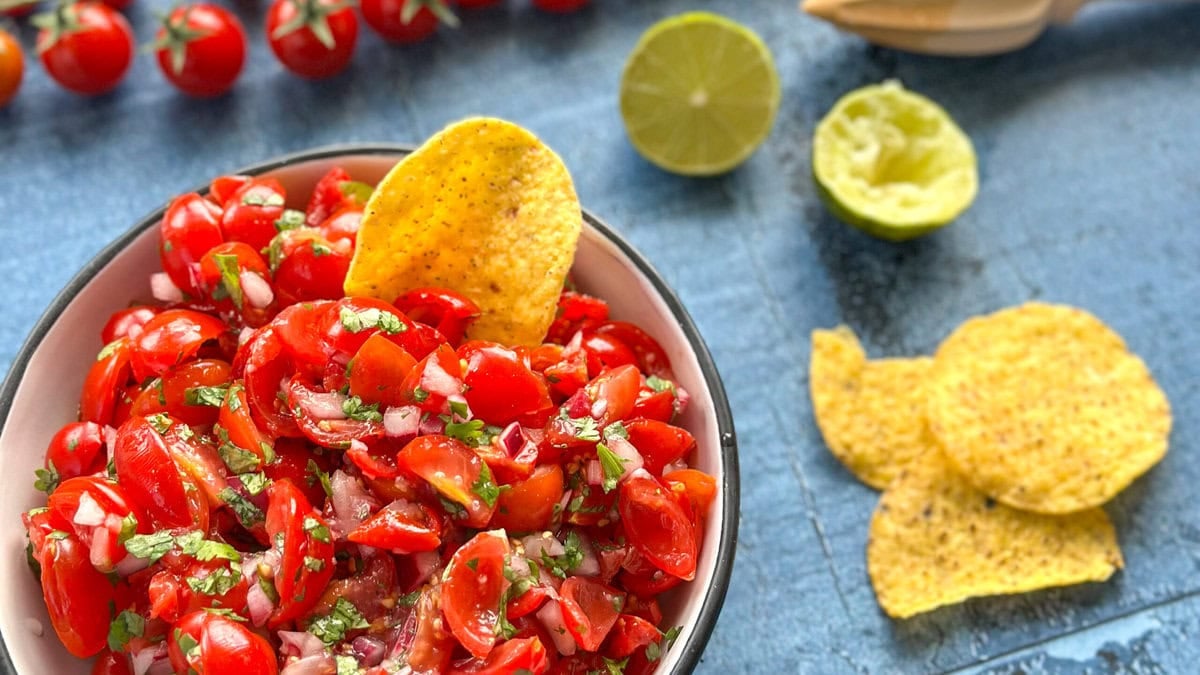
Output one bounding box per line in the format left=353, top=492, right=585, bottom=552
left=606, top=436, right=645, bottom=480
left=629, top=467, right=654, bottom=482
left=280, top=654, right=336, bottom=675
left=240, top=271, right=274, bottom=309
left=114, top=551, right=149, bottom=577
left=536, top=600, right=577, bottom=656
left=590, top=398, right=608, bottom=420
left=246, top=579, right=275, bottom=627
left=73, top=492, right=105, bottom=527
left=330, top=470, right=378, bottom=536
left=351, top=636, right=387, bottom=667
left=572, top=531, right=600, bottom=578
left=419, top=413, right=445, bottom=436
left=89, top=527, right=114, bottom=570
left=238, top=327, right=255, bottom=346
left=421, top=359, right=461, bottom=398
left=522, top=533, right=565, bottom=560
left=507, top=554, right=531, bottom=579
left=585, top=460, right=603, bottom=486
left=299, top=391, right=348, bottom=420
left=412, top=550, right=441, bottom=587
left=279, top=631, right=327, bottom=659
left=131, top=643, right=170, bottom=675
left=383, top=405, right=421, bottom=438
left=498, top=422, right=524, bottom=456
left=563, top=330, right=583, bottom=356
left=149, top=273, right=183, bottom=303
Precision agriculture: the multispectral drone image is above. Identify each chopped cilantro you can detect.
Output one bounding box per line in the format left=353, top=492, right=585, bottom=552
left=645, top=375, right=675, bottom=394
left=646, top=626, right=681, bottom=662
left=540, top=531, right=585, bottom=579
left=303, top=516, right=332, bottom=543
left=242, top=192, right=284, bottom=207
left=265, top=233, right=287, bottom=272
left=603, top=657, right=630, bottom=675
left=33, top=462, right=60, bottom=494
left=465, top=558, right=479, bottom=571
left=174, top=629, right=201, bottom=660
left=596, top=443, right=626, bottom=493
left=217, top=436, right=261, bottom=474
left=275, top=209, right=305, bottom=232
left=177, top=424, right=196, bottom=441
left=603, top=421, right=629, bottom=441
left=397, top=590, right=421, bottom=608
left=496, top=596, right=517, bottom=639
left=96, top=340, right=122, bottom=361
left=107, top=610, right=144, bottom=652
left=239, top=472, right=270, bottom=496
left=147, top=413, right=172, bottom=435
left=306, top=459, right=333, bottom=498
left=412, top=387, right=430, bottom=403
left=311, top=241, right=333, bottom=257
left=339, top=307, right=405, bottom=335
left=439, top=496, right=467, bottom=520
left=448, top=399, right=470, bottom=420
left=118, top=513, right=138, bottom=545
left=212, top=253, right=245, bottom=309
left=335, top=655, right=366, bottom=675
left=154, top=378, right=166, bottom=405
left=124, top=531, right=176, bottom=562
left=445, top=417, right=487, bottom=447
left=570, top=415, right=601, bottom=442
left=203, top=607, right=247, bottom=622
left=219, top=487, right=265, bottom=527
left=225, top=383, right=244, bottom=412
left=342, top=396, right=383, bottom=423
left=258, top=575, right=280, bottom=604
left=46, top=530, right=69, bottom=541
left=25, top=540, right=40, bottom=578
left=187, top=564, right=241, bottom=596
left=304, top=556, right=326, bottom=572
left=307, top=597, right=368, bottom=646
left=471, top=463, right=500, bottom=508
left=176, top=531, right=240, bottom=563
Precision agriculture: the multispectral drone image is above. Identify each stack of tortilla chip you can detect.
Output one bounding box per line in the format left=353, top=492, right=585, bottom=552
left=809, top=302, right=1171, bottom=618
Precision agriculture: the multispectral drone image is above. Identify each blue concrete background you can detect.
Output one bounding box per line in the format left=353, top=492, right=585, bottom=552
left=3, top=0, right=1199, bottom=672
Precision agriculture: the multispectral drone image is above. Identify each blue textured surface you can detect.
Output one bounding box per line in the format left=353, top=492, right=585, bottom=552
left=3, top=0, right=1200, bottom=672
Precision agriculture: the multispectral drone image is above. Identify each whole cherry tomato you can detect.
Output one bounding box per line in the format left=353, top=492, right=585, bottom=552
left=440, top=530, right=509, bottom=658
left=40, top=533, right=116, bottom=657
left=361, top=0, right=458, bottom=44
left=266, top=0, right=358, bottom=80
left=153, top=4, right=246, bottom=97
left=532, top=0, right=589, bottom=12
left=167, top=611, right=278, bottom=674
left=220, top=179, right=286, bottom=252
left=0, top=27, right=22, bottom=108
left=44, top=421, right=107, bottom=482
left=35, top=2, right=134, bottom=96
left=270, top=229, right=352, bottom=304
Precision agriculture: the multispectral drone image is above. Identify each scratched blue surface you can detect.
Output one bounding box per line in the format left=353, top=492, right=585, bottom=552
left=2, top=0, right=1200, bottom=672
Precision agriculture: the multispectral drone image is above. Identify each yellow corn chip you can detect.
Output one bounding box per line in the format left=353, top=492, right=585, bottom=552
left=927, top=302, right=1171, bottom=514
left=810, top=327, right=934, bottom=489
left=345, top=118, right=582, bottom=345
left=867, top=451, right=1123, bottom=619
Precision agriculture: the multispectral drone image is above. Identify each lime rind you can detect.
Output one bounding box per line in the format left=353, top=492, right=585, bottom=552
left=813, top=80, right=978, bottom=241
left=620, top=12, right=782, bottom=177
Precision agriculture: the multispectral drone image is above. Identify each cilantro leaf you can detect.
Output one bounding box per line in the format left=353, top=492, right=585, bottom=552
left=147, top=413, right=173, bottom=435
left=176, top=531, right=241, bottom=563
left=307, top=597, right=368, bottom=646
left=335, top=655, right=366, bottom=675
left=339, top=307, right=406, bottom=335
left=603, top=656, right=629, bottom=675
left=124, top=531, right=176, bottom=562
left=645, top=375, right=675, bottom=394
left=307, top=459, right=333, bottom=498
left=397, top=590, right=421, bottom=608
left=219, top=487, right=265, bottom=527
left=569, top=415, right=600, bottom=442
left=212, top=253, right=244, bottom=309
left=603, top=421, right=629, bottom=441
left=471, top=463, right=500, bottom=508
left=203, top=607, right=247, bottom=621
left=540, top=531, right=585, bottom=579
left=303, top=516, right=332, bottom=543
left=184, top=385, right=230, bottom=408
left=275, top=209, right=305, bottom=232
left=33, top=461, right=60, bottom=495
left=646, top=626, right=682, bottom=662
left=342, top=396, right=383, bottom=423
left=107, top=610, right=144, bottom=652
left=338, top=180, right=374, bottom=204
left=187, top=564, right=241, bottom=596
left=175, top=629, right=201, bottom=660
left=217, top=437, right=261, bottom=474
left=596, top=443, right=627, bottom=493
left=445, top=417, right=487, bottom=447
left=96, top=339, right=123, bottom=361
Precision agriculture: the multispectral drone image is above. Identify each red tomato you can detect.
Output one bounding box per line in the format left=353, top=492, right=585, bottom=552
left=592, top=321, right=672, bottom=377
left=440, top=531, right=509, bottom=658
left=324, top=297, right=421, bottom=359
left=399, top=343, right=463, bottom=413
left=317, top=205, right=361, bottom=246
left=148, top=558, right=249, bottom=623
left=407, top=588, right=456, bottom=672
left=664, top=468, right=717, bottom=521
left=92, top=650, right=133, bottom=675
left=265, top=480, right=335, bottom=627
left=450, top=636, right=550, bottom=675
left=584, top=364, right=641, bottom=426
left=305, top=167, right=369, bottom=228
left=630, top=387, right=675, bottom=423
left=168, top=611, right=278, bottom=674
left=162, top=423, right=229, bottom=507
left=131, top=310, right=228, bottom=381
left=558, top=576, right=625, bottom=652
left=220, top=179, right=286, bottom=251
left=239, top=327, right=304, bottom=438
left=504, top=583, right=551, bottom=621
left=397, top=435, right=494, bottom=527
left=623, top=419, right=695, bottom=476
left=459, top=341, right=553, bottom=426
left=578, top=332, right=638, bottom=378
left=130, top=359, right=232, bottom=427
left=347, top=499, right=442, bottom=553
left=563, top=485, right=616, bottom=527
left=395, top=287, right=480, bottom=346
left=618, top=474, right=697, bottom=581
left=271, top=229, right=352, bottom=304
left=36, top=2, right=133, bottom=95
left=490, top=464, right=562, bottom=534
left=348, top=334, right=418, bottom=407
left=101, top=306, right=159, bottom=344
left=287, top=376, right=384, bottom=448
left=605, top=614, right=660, bottom=658
left=217, top=381, right=274, bottom=464
left=0, top=29, right=23, bottom=108
left=47, top=476, right=141, bottom=572
left=271, top=300, right=335, bottom=374
left=159, top=193, right=225, bottom=298
left=113, top=415, right=210, bottom=531
left=44, top=421, right=107, bottom=481
left=361, top=0, right=458, bottom=45
left=263, top=437, right=329, bottom=507
left=532, top=0, right=589, bottom=12
left=547, top=291, right=608, bottom=344
left=154, top=4, right=247, bottom=98
left=40, top=534, right=116, bottom=657
left=209, top=175, right=252, bottom=206
left=80, top=337, right=133, bottom=425
left=265, top=0, right=358, bottom=79
left=198, top=241, right=273, bottom=320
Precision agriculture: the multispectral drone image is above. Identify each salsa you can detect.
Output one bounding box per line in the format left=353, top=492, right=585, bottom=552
left=23, top=167, right=716, bottom=675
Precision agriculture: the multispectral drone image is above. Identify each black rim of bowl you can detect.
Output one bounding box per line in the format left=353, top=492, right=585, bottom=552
left=0, top=144, right=739, bottom=675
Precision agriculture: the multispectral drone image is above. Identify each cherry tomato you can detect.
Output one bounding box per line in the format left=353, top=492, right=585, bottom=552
left=131, top=309, right=228, bottom=381
left=92, top=650, right=133, bottom=675
left=167, top=610, right=278, bottom=674
left=440, top=530, right=509, bottom=658
left=578, top=332, right=639, bottom=378
left=592, top=321, right=672, bottom=377
left=162, top=422, right=229, bottom=507
left=131, top=359, right=232, bottom=427
left=220, top=179, right=286, bottom=252
left=459, top=341, right=553, bottom=426
left=407, top=588, right=456, bottom=672
left=270, top=229, right=352, bottom=304
left=80, top=337, right=133, bottom=426
left=40, top=533, right=116, bottom=657
left=558, top=576, right=625, bottom=652
left=305, top=167, right=369, bottom=228
left=490, top=464, right=562, bottom=534
left=0, top=27, right=22, bottom=108
left=532, top=0, right=589, bottom=12
left=347, top=499, right=442, bottom=553
left=218, top=381, right=274, bottom=465
left=399, top=343, right=464, bottom=414
left=623, top=419, right=695, bottom=476
left=287, top=376, right=384, bottom=448
left=395, top=287, right=480, bottom=346
left=271, top=300, right=335, bottom=374
left=36, top=2, right=134, bottom=96
left=504, top=583, right=551, bottom=621
left=47, top=476, right=142, bottom=572
left=159, top=193, right=225, bottom=298
left=265, top=0, right=358, bottom=80
left=263, top=437, right=329, bottom=507
left=265, top=479, right=335, bottom=627
left=450, top=636, right=550, bottom=674
left=584, top=364, right=641, bottom=426
left=154, top=4, right=247, bottom=98
left=44, top=421, right=107, bottom=482
left=348, top=334, right=418, bottom=407
left=198, top=241, right=273, bottom=321
left=630, top=386, right=675, bottom=423
left=208, top=175, right=252, bottom=206
left=664, top=468, right=717, bottom=521
left=317, top=205, right=361, bottom=246
left=618, top=474, right=697, bottom=581
left=239, top=327, right=304, bottom=439
left=101, top=306, right=159, bottom=344
left=397, top=435, right=494, bottom=527
left=113, top=415, right=210, bottom=531
left=605, top=614, right=660, bottom=659
left=547, top=291, right=608, bottom=344
left=148, top=557, right=249, bottom=623
left=361, top=0, right=458, bottom=45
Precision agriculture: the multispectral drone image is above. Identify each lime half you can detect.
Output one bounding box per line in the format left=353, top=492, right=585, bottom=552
left=813, top=80, right=978, bottom=241
left=620, top=12, right=781, bottom=176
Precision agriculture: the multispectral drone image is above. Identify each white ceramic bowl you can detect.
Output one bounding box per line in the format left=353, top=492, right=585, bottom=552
left=0, top=146, right=738, bottom=675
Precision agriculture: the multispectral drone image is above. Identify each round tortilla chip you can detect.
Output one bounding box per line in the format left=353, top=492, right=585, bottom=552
left=344, top=118, right=582, bottom=346
left=927, top=302, right=1171, bottom=514
left=867, top=451, right=1124, bottom=619
left=809, top=327, right=934, bottom=489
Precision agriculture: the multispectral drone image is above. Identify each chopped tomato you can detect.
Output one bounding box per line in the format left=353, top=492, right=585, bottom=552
left=450, top=636, right=550, bottom=674
left=80, top=337, right=133, bottom=425
left=440, top=531, right=510, bottom=658
left=347, top=499, right=442, bottom=553
left=264, top=480, right=334, bottom=627
left=490, top=464, right=563, bottom=533
left=167, top=610, right=277, bottom=674
left=395, top=287, right=481, bottom=346
left=130, top=358, right=232, bottom=427
left=348, top=333, right=418, bottom=407
left=558, top=576, right=626, bottom=652
left=131, top=310, right=227, bottom=381
left=113, top=415, right=210, bottom=532
left=459, top=341, right=554, bottom=426
left=101, top=306, right=159, bottom=344
left=619, top=474, right=697, bottom=581
left=40, top=533, right=116, bottom=658
left=397, top=435, right=495, bottom=528
left=623, top=419, right=696, bottom=476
